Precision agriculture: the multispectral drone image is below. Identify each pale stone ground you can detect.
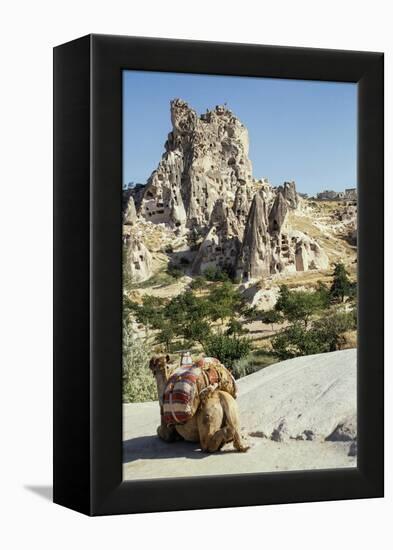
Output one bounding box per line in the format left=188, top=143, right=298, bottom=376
left=123, top=349, right=357, bottom=481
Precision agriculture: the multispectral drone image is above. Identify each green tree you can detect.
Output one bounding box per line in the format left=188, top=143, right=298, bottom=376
left=275, top=285, right=324, bottom=327
left=311, top=310, right=357, bottom=352
left=154, top=322, right=176, bottom=352
left=260, top=309, right=283, bottom=330
left=272, top=309, right=357, bottom=359
left=330, top=263, right=352, bottom=303
left=129, top=295, right=166, bottom=333
left=183, top=319, right=212, bottom=345
left=203, top=332, right=252, bottom=368
left=315, top=280, right=331, bottom=308
left=226, top=318, right=249, bottom=336
left=208, top=281, right=245, bottom=324
left=272, top=323, right=328, bottom=359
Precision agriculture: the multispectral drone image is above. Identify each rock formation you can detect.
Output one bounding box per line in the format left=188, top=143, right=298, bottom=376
left=192, top=200, right=241, bottom=275
left=278, top=181, right=298, bottom=210
left=236, top=191, right=271, bottom=280
left=123, top=232, right=152, bottom=283
left=138, top=99, right=253, bottom=231
left=123, top=99, right=333, bottom=283
left=268, top=191, right=288, bottom=234
left=123, top=195, right=137, bottom=225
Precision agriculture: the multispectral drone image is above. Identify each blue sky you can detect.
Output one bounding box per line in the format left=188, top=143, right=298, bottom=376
left=123, top=71, right=357, bottom=196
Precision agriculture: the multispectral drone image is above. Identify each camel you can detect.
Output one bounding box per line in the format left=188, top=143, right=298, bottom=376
left=149, top=355, right=249, bottom=453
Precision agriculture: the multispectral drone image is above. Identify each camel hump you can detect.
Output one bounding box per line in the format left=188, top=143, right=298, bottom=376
left=197, top=358, right=237, bottom=399
left=162, top=357, right=237, bottom=427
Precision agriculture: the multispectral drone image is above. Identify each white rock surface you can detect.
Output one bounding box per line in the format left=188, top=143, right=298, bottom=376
left=237, top=348, right=356, bottom=442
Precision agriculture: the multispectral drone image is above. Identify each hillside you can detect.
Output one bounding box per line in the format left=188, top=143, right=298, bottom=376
left=123, top=100, right=357, bottom=311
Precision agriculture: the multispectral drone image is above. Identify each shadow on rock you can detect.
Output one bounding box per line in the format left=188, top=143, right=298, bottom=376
left=123, top=435, right=210, bottom=463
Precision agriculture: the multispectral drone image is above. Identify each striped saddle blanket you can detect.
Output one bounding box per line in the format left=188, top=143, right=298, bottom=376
left=162, top=357, right=236, bottom=426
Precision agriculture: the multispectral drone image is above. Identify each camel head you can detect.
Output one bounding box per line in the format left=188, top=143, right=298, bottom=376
left=149, top=355, right=171, bottom=382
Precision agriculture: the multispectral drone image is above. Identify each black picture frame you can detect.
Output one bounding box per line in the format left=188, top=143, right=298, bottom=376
left=53, top=34, right=384, bottom=516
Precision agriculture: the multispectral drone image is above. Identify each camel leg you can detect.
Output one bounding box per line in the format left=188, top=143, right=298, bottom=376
left=218, top=391, right=250, bottom=453
left=157, top=422, right=179, bottom=442
left=203, top=425, right=235, bottom=452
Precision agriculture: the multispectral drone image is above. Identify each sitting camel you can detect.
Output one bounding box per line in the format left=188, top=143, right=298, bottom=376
left=149, top=355, right=249, bottom=453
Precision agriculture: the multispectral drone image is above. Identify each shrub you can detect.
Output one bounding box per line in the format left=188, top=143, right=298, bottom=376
left=312, top=310, right=357, bottom=351
left=166, top=263, right=183, bottom=279
left=272, top=323, right=327, bottom=360
left=259, top=309, right=283, bottom=329
left=203, top=333, right=252, bottom=368
left=202, top=266, right=230, bottom=282
left=272, top=309, right=357, bottom=359
left=189, top=276, right=206, bottom=290
left=122, top=327, right=157, bottom=403
left=226, top=318, right=249, bottom=336
left=231, top=349, right=277, bottom=379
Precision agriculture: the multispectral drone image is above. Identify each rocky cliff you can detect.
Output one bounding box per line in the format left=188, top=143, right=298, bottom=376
left=138, top=99, right=253, bottom=231
left=124, top=99, right=331, bottom=283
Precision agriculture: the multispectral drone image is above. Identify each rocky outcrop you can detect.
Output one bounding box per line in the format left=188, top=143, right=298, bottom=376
left=192, top=200, right=241, bottom=275
left=233, top=182, right=255, bottom=229
left=123, top=99, right=332, bottom=281
left=139, top=99, right=253, bottom=231
left=237, top=348, right=357, bottom=444
left=123, top=195, right=137, bottom=225
left=123, top=232, right=152, bottom=283
left=236, top=191, right=271, bottom=280
left=268, top=191, right=288, bottom=234
left=278, top=181, right=299, bottom=209
left=294, top=235, right=329, bottom=271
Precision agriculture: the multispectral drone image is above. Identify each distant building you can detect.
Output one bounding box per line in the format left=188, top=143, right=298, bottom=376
left=317, top=190, right=340, bottom=200
left=345, top=188, right=357, bottom=200
left=316, top=188, right=357, bottom=201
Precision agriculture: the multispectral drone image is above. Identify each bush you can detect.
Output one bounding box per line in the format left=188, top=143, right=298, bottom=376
left=189, top=276, right=206, bottom=290
left=259, top=309, right=283, bottom=329
left=166, top=263, right=183, bottom=279
left=312, top=310, right=357, bottom=351
left=202, top=266, right=230, bottom=282
left=231, top=349, right=277, bottom=379
left=272, top=310, right=357, bottom=359
left=203, top=333, right=252, bottom=368
left=122, top=327, right=157, bottom=403
left=226, top=318, right=249, bottom=336
left=272, top=323, right=327, bottom=359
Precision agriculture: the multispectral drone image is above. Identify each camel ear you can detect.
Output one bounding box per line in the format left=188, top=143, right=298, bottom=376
left=165, top=354, right=170, bottom=363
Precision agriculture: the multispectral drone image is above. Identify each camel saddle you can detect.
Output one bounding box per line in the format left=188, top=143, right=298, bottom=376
left=162, top=357, right=237, bottom=426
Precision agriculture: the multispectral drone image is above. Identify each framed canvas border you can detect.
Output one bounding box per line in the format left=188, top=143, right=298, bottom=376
left=53, top=34, right=384, bottom=516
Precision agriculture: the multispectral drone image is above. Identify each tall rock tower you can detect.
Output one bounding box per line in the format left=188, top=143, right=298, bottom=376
left=236, top=191, right=272, bottom=281
left=138, top=99, right=253, bottom=231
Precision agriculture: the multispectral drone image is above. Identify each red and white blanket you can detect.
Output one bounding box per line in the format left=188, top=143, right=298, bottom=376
left=162, top=365, right=201, bottom=426
left=162, top=357, right=236, bottom=426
